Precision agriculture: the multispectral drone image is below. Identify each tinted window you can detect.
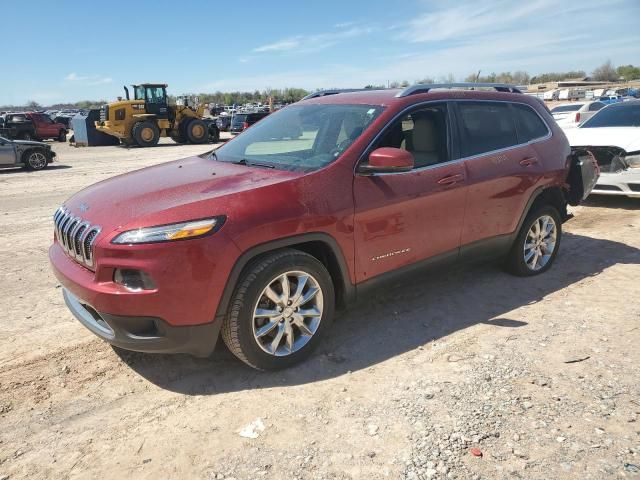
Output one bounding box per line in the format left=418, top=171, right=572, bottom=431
left=588, top=102, right=604, bottom=112
left=551, top=104, right=581, bottom=113
left=374, top=104, right=449, bottom=168
left=513, top=104, right=548, bottom=142
left=457, top=102, right=518, bottom=157
left=581, top=103, right=640, bottom=128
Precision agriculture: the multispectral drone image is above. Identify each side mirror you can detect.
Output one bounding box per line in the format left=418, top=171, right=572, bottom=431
left=358, top=147, right=414, bottom=174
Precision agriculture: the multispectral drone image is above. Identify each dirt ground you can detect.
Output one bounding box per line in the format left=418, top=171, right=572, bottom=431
left=0, top=138, right=639, bottom=480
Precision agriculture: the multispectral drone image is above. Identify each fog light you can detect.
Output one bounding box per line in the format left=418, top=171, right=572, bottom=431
left=114, top=269, right=156, bottom=291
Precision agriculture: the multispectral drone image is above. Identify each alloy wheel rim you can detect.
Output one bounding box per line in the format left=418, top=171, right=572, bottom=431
left=252, top=271, right=323, bottom=357
left=523, top=215, right=557, bottom=271
left=29, top=152, right=46, bottom=169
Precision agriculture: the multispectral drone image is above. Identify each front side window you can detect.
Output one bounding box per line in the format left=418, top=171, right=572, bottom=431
left=457, top=102, right=518, bottom=157
left=513, top=104, right=548, bottom=142
left=213, top=104, right=384, bottom=172
left=371, top=103, right=449, bottom=168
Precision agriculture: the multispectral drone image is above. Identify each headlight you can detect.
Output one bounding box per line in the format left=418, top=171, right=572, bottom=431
left=111, top=216, right=225, bottom=244
left=626, top=152, right=640, bottom=168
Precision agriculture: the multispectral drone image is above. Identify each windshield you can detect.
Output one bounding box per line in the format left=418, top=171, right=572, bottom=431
left=551, top=105, right=582, bottom=113
left=212, top=104, right=384, bottom=171
left=581, top=103, right=640, bottom=128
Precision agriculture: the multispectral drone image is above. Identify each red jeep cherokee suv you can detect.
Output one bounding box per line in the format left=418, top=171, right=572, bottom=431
left=49, top=84, right=597, bottom=370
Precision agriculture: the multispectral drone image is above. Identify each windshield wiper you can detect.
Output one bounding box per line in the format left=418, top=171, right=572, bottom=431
left=234, top=158, right=275, bottom=169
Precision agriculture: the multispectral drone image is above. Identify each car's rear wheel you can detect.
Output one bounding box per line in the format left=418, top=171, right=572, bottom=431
left=505, top=205, right=562, bottom=276
left=23, top=150, right=48, bottom=171
left=222, top=249, right=335, bottom=370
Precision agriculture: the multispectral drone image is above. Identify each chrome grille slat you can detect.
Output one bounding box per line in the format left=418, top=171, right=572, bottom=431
left=52, top=207, right=101, bottom=269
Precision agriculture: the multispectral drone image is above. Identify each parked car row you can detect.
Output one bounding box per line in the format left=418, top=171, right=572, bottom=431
left=215, top=110, right=271, bottom=134
left=0, top=112, right=67, bottom=141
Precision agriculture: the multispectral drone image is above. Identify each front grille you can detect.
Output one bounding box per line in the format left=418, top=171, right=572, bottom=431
left=629, top=184, right=640, bottom=193
left=53, top=207, right=101, bottom=269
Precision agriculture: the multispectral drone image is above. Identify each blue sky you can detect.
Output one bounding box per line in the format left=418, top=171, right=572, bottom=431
left=2, top=0, right=639, bottom=105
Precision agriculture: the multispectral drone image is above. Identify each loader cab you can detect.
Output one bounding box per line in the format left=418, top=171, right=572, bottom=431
left=132, top=84, right=169, bottom=119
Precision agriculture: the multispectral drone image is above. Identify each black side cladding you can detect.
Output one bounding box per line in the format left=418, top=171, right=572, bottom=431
left=566, top=148, right=600, bottom=206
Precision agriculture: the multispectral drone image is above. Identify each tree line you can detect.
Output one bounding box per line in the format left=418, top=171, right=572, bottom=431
left=3, top=61, right=639, bottom=111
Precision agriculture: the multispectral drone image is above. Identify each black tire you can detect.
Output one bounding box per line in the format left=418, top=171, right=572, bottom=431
left=22, top=149, right=48, bottom=171
left=505, top=205, right=562, bottom=277
left=221, top=249, right=335, bottom=370
left=132, top=121, right=160, bottom=147
left=58, top=130, right=67, bottom=142
left=184, top=118, right=208, bottom=144
left=170, top=131, right=187, bottom=144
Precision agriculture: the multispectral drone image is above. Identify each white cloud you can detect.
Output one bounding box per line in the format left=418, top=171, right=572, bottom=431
left=64, top=73, right=113, bottom=85
left=252, top=25, right=377, bottom=54
left=253, top=39, right=301, bottom=53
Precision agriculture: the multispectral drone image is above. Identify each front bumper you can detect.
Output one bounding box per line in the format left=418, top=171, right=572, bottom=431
left=591, top=171, right=640, bottom=197
left=63, top=288, right=220, bottom=357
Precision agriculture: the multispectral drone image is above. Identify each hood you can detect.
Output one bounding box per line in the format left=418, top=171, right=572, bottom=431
left=13, top=139, right=50, bottom=148
left=62, top=155, right=302, bottom=234
left=564, top=127, right=640, bottom=152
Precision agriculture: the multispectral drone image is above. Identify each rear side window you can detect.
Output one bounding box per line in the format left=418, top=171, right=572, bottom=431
left=457, top=102, right=518, bottom=157
left=588, top=102, right=604, bottom=112
left=513, top=104, right=549, bottom=142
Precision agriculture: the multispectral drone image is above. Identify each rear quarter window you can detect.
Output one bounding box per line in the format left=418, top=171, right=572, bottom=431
left=457, top=102, right=518, bottom=157
left=512, top=103, right=549, bottom=143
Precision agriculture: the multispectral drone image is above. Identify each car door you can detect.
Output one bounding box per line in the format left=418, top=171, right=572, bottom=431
left=30, top=114, right=48, bottom=138
left=353, top=102, right=467, bottom=282
left=0, top=138, right=17, bottom=165
left=456, top=101, right=548, bottom=249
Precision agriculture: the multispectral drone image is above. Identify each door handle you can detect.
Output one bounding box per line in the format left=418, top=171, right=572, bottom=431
left=437, top=174, right=464, bottom=185
left=519, top=157, right=538, bottom=167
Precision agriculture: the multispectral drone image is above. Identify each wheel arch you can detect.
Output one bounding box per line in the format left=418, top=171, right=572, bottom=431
left=20, top=146, right=44, bottom=163
left=215, top=233, right=354, bottom=320
left=514, top=186, right=568, bottom=238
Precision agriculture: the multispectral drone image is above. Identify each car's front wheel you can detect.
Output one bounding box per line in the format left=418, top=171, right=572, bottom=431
left=505, top=205, right=562, bottom=276
left=23, top=149, right=48, bottom=171
left=222, top=249, right=335, bottom=370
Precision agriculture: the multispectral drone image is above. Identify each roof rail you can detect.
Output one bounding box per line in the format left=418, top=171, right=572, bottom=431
left=301, top=88, right=386, bottom=101
left=396, top=83, right=522, bottom=98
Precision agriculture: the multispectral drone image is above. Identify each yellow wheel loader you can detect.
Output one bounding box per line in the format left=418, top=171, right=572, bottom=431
left=95, top=84, right=219, bottom=147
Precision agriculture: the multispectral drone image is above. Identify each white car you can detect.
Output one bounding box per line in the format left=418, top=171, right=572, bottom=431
left=565, top=100, right=640, bottom=197
left=550, top=101, right=605, bottom=129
